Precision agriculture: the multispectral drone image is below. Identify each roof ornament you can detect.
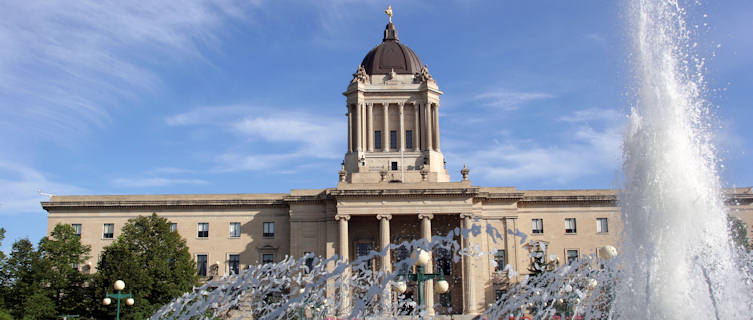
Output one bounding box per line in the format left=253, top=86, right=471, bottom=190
left=351, top=65, right=369, bottom=83
left=461, top=164, right=470, bottom=181
left=385, top=5, right=393, bottom=23
left=414, top=64, right=434, bottom=83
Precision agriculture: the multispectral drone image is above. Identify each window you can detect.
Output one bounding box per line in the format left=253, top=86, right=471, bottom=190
left=391, top=161, right=398, bottom=171
left=198, top=223, right=209, bottom=238
left=565, top=218, right=577, bottom=234
left=170, top=223, right=177, bottom=232
left=103, top=223, right=114, bottom=239
left=229, top=254, right=240, bottom=275
left=567, top=249, right=579, bottom=265
left=304, top=252, right=314, bottom=273
left=439, top=292, right=452, bottom=307
left=197, top=254, right=207, bottom=276
left=437, top=248, right=452, bottom=275
left=263, top=222, right=275, bottom=238
left=262, top=254, right=274, bottom=264
left=494, top=249, right=506, bottom=272
left=405, top=130, right=413, bottom=149
left=72, top=224, right=82, bottom=237
left=375, top=130, right=382, bottom=149
left=229, top=222, right=241, bottom=238
left=390, top=130, right=397, bottom=149
left=357, top=243, right=373, bottom=270
left=532, top=219, right=544, bottom=234
left=495, top=289, right=507, bottom=302
left=597, top=218, right=609, bottom=233
left=395, top=245, right=411, bottom=274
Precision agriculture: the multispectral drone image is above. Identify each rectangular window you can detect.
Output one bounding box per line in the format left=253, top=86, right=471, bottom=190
left=197, top=254, right=207, bottom=276
left=103, top=223, right=114, bottom=239
left=229, top=254, right=240, bottom=275
left=440, top=292, right=452, bottom=307
left=532, top=219, right=544, bottom=234
left=198, top=223, right=209, bottom=238
left=391, top=161, right=398, bottom=171
left=229, top=222, right=241, bottom=238
left=495, top=289, right=507, bottom=302
left=494, top=249, right=506, bottom=272
left=304, top=252, right=314, bottom=273
left=565, top=218, right=577, bottom=234
left=597, top=218, right=609, bottom=233
left=170, top=223, right=177, bottom=232
left=395, top=245, right=411, bottom=274
left=357, top=243, right=373, bottom=269
left=263, top=222, right=275, bottom=238
left=72, top=224, right=82, bottom=237
left=405, top=130, right=413, bottom=149
left=567, top=249, right=579, bottom=265
left=437, top=248, right=452, bottom=275
left=262, top=254, right=274, bottom=264
left=390, top=130, right=397, bottom=149
left=375, top=130, right=382, bottom=150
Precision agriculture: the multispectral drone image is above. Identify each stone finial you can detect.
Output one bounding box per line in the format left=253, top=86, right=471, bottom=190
left=420, top=165, right=429, bottom=181
left=388, top=68, right=397, bottom=80
left=461, top=164, right=470, bottom=181
left=338, top=163, right=347, bottom=182
left=414, top=64, right=434, bottom=83
left=351, top=65, right=369, bottom=84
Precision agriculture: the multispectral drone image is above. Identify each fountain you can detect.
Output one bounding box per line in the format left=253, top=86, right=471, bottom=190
left=151, top=1, right=753, bottom=319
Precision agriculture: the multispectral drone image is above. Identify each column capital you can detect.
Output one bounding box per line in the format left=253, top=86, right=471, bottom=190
left=418, top=213, right=434, bottom=220
left=459, top=212, right=474, bottom=220
left=376, top=214, right=392, bottom=221
left=335, top=214, right=351, bottom=221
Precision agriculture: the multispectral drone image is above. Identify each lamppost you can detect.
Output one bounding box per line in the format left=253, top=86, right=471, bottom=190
left=393, top=248, right=450, bottom=315
left=102, top=280, right=134, bottom=320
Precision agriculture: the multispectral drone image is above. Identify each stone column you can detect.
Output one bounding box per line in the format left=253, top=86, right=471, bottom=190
left=383, top=103, right=390, bottom=152
left=460, top=213, right=477, bottom=314
left=362, top=103, right=367, bottom=150
left=414, top=104, right=420, bottom=151
left=433, top=104, right=441, bottom=151
left=377, top=214, right=392, bottom=312
left=355, top=104, right=362, bottom=152
left=419, top=213, right=435, bottom=315
left=399, top=103, right=405, bottom=152
left=367, top=103, right=374, bottom=152
left=335, top=214, right=351, bottom=315
left=347, top=105, right=353, bottom=152
left=424, top=103, right=433, bottom=151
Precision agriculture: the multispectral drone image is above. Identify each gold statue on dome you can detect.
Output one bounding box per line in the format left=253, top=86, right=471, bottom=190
left=385, top=5, right=393, bottom=23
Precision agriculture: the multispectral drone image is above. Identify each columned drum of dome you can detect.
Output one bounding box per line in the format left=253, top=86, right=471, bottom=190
left=342, top=19, right=449, bottom=184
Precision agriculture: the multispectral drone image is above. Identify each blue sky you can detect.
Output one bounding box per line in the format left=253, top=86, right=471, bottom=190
left=1, top=1, right=751, bottom=252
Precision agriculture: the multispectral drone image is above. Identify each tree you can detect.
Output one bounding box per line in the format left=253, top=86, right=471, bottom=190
left=728, top=214, right=751, bottom=251
left=0, top=228, right=8, bottom=315
left=94, top=213, right=198, bottom=319
left=2, top=238, right=46, bottom=319
left=37, top=224, right=93, bottom=316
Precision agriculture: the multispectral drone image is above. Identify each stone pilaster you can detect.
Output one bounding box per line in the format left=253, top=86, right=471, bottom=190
left=433, top=104, right=441, bottom=151
left=355, top=104, right=362, bottom=152
left=424, top=103, right=433, bottom=151
left=347, top=105, right=353, bottom=152
left=414, top=104, right=420, bottom=151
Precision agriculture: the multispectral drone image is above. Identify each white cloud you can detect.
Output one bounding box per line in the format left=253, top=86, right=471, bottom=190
left=474, top=90, right=555, bottom=111
left=0, top=1, right=254, bottom=145
left=167, top=105, right=345, bottom=173
left=0, top=160, right=86, bottom=215
left=451, top=108, right=624, bottom=185
left=111, top=177, right=208, bottom=188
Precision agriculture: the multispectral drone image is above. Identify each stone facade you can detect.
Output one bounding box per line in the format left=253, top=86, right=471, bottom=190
left=41, top=18, right=753, bottom=316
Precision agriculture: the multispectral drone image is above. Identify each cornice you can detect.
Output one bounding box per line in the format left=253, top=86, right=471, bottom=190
left=41, top=199, right=288, bottom=210
left=329, top=187, right=479, bottom=197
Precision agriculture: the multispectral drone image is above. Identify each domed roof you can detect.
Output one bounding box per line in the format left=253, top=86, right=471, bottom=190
left=360, top=23, right=423, bottom=75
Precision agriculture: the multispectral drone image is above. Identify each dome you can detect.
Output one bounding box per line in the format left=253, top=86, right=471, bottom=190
left=360, top=23, right=423, bottom=75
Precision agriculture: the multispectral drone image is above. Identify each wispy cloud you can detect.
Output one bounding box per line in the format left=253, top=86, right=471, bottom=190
left=0, top=2, right=254, bottom=146
left=112, top=177, right=208, bottom=188
left=167, top=105, right=344, bottom=173
left=0, top=160, right=86, bottom=215
left=450, top=107, right=624, bottom=186
left=474, top=90, right=555, bottom=111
